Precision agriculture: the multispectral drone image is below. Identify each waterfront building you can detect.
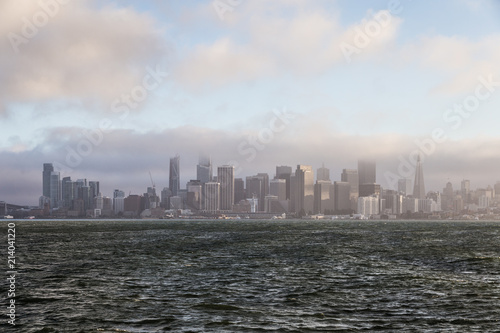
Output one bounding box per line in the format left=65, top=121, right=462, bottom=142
left=413, top=155, right=426, bottom=199
left=295, top=165, right=314, bottom=215
left=169, top=155, right=180, bottom=196
left=204, top=182, right=220, bottom=212
left=218, top=165, right=234, bottom=211
left=197, top=154, right=212, bottom=184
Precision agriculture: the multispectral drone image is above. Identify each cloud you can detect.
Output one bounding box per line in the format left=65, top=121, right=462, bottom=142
left=2, top=123, right=500, bottom=205
left=401, top=34, right=500, bottom=95
left=0, top=1, right=170, bottom=115
left=174, top=2, right=402, bottom=90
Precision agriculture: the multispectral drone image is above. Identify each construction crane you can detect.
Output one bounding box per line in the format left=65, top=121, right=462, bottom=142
left=148, top=171, right=159, bottom=208
left=149, top=171, right=155, bottom=189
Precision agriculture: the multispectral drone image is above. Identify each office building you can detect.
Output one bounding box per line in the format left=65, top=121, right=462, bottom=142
left=170, top=196, right=183, bottom=210
left=169, top=155, right=180, bottom=196
left=403, top=197, right=419, bottom=213
left=314, top=180, right=333, bottom=214
left=124, top=195, right=141, bottom=215
left=43, top=163, right=54, bottom=198
left=413, top=155, right=426, bottom=199
left=50, top=171, right=61, bottom=209
left=341, top=169, right=359, bottom=210
left=246, top=176, right=263, bottom=211
left=187, top=180, right=203, bottom=210
left=161, top=187, right=172, bottom=208
left=113, top=189, right=125, bottom=198
left=113, top=196, right=125, bottom=214
left=358, top=159, right=376, bottom=185
left=442, top=182, right=454, bottom=211
left=317, top=163, right=330, bottom=181
left=398, top=178, right=412, bottom=196
left=264, top=195, right=279, bottom=213
left=276, top=165, right=292, bottom=199
left=334, top=181, right=351, bottom=212
left=294, top=165, right=314, bottom=215
left=359, top=183, right=381, bottom=197
left=79, top=185, right=91, bottom=211
left=462, top=179, right=471, bottom=203
left=89, top=181, right=100, bottom=209
left=234, top=178, right=245, bottom=203
left=217, top=165, right=234, bottom=211
left=94, top=192, right=104, bottom=210
left=270, top=179, right=287, bottom=201
left=197, top=154, right=212, bottom=183
left=204, top=182, right=220, bottom=212
left=357, top=196, right=379, bottom=216
left=62, top=177, right=74, bottom=209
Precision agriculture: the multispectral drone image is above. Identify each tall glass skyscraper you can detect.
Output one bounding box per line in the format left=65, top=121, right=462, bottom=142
left=43, top=163, right=54, bottom=198
left=358, top=159, right=376, bottom=185
left=413, top=155, right=426, bottom=199
left=217, top=165, right=234, bottom=211
left=294, top=165, right=314, bottom=215
left=317, top=163, right=330, bottom=181
left=276, top=165, right=292, bottom=200
left=197, top=154, right=212, bottom=184
left=169, top=155, right=180, bottom=196
left=50, top=171, right=61, bottom=208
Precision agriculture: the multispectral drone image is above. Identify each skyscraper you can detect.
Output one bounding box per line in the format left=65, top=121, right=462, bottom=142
left=314, top=180, right=333, bottom=214
left=187, top=180, right=203, bottom=210
left=79, top=185, right=91, bottom=211
left=461, top=179, right=470, bottom=203
left=270, top=179, right=286, bottom=201
left=359, top=183, right=381, bottom=197
left=89, top=181, right=100, bottom=199
left=89, top=181, right=100, bottom=209
left=294, top=165, right=314, bottom=215
left=317, top=163, right=330, bottom=181
left=334, top=181, right=351, bottom=212
left=43, top=163, right=54, bottom=198
left=257, top=173, right=269, bottom=204
left=204, top=182, right=220, bottom=212
left=245, top=173, right=269, bottom=211
left=197, top=154, right=212, bottom=183
left=234, top=178, right=245, bottom=203
left=169, top=155, right=180, bottom=196
left=218, top=165, right=234, bottom=211
left=413, top=155, right=426, bottom=199
left=62, top=177, right=74, bottom=209
left=358, top=159, right=376, bottom=185
left=113, top=189, right=125, bottom=198
left=50, top=171, right=61, bottom=208
left=341, top=168, right=359, bottom=210
left=398, top=178, right=412, bottom=195
left=246, top=176, right=263, bottom=211
left=276, top=166, right=292, bottom=199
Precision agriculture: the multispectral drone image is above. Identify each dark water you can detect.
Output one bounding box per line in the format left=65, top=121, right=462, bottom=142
left=2, top=219, right=500, bottom=332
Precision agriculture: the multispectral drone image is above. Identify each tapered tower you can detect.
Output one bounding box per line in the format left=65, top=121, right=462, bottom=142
left=413, top=155, right=426, bottom=199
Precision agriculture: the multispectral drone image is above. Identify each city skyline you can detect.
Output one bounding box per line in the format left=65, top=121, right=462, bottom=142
left=29, top=157, right=500, bottom=217
left=4, top=152, right=500, bottom=207
left=2, top=1, right=500, bottom=205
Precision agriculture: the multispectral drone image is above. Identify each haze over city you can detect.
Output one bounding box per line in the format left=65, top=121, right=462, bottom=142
left=2, top=0, right=500, bottom=205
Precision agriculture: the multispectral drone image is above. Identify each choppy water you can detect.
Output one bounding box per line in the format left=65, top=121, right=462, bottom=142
left=2, top=219, right=500, bottom=332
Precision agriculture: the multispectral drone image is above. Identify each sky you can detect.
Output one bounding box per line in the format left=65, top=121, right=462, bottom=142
left=2, top=0, right=500, bottom=205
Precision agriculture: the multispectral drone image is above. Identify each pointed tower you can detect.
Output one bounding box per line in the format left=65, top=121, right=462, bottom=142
left=413, top=155, right=426, bottom=199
